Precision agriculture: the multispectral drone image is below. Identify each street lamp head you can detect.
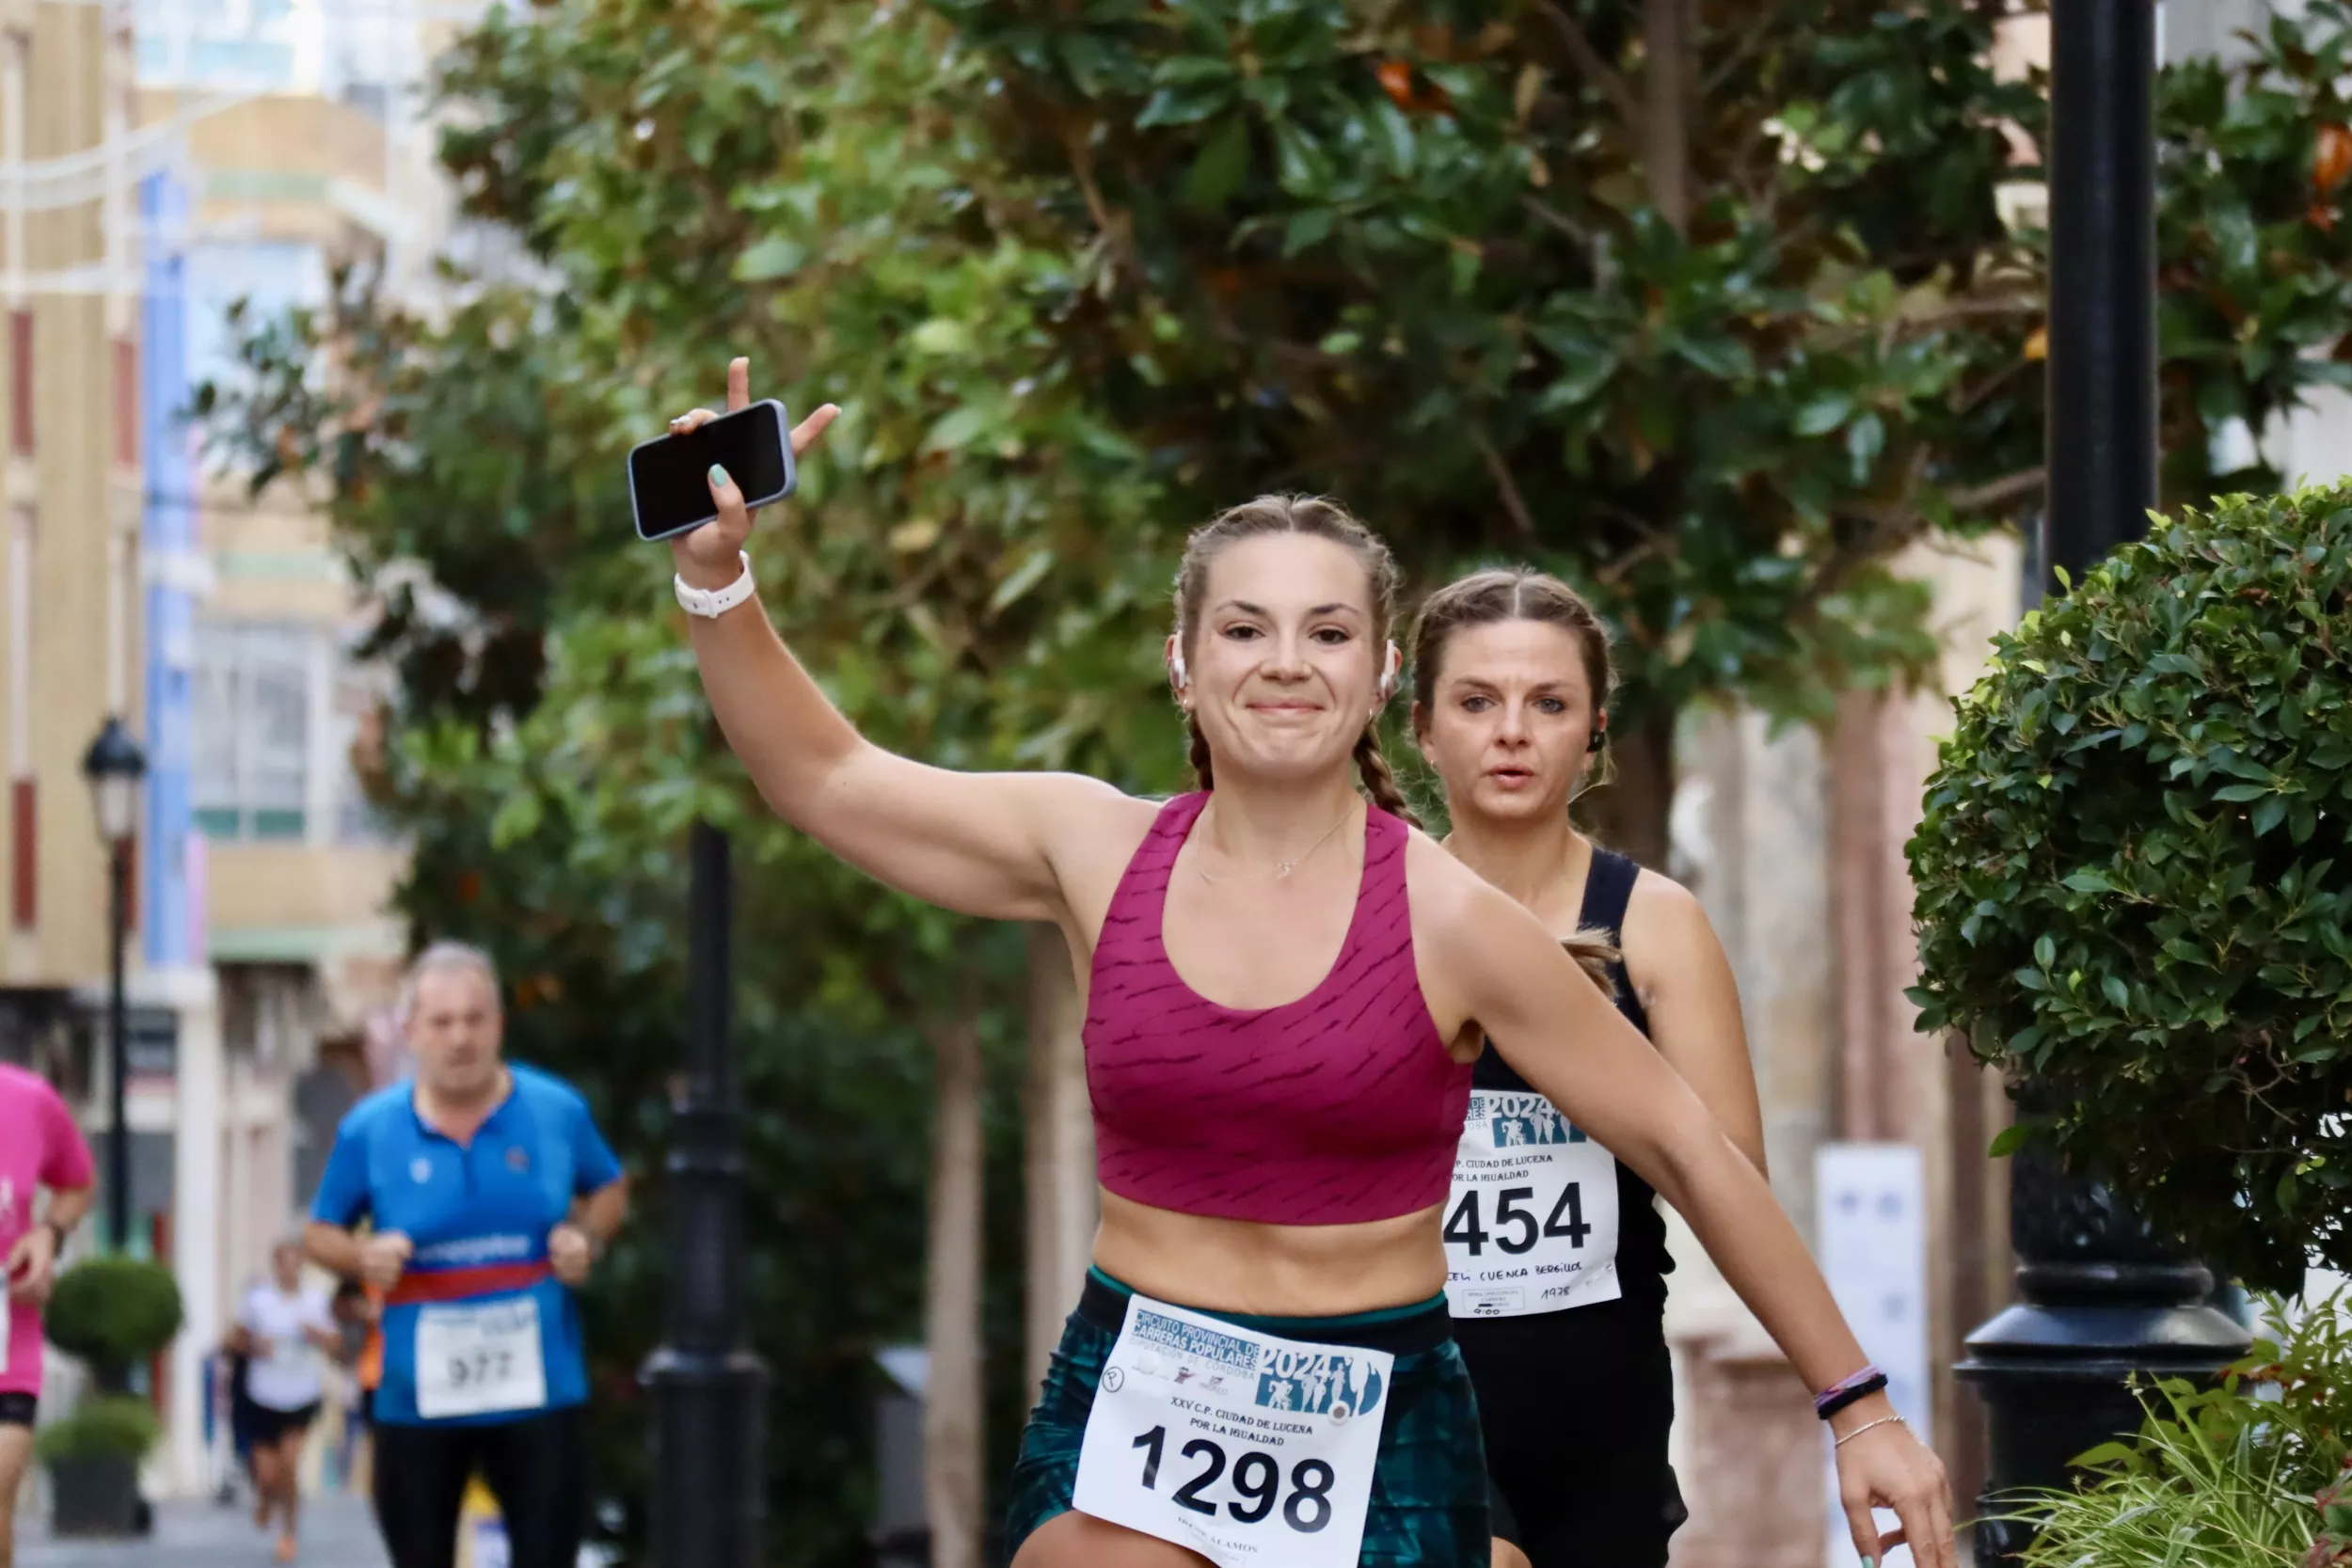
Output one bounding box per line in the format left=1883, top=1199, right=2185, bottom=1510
left=80, top=715, right=148, bottom=846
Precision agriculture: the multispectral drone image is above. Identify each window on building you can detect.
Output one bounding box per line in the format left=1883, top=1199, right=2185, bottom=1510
left=8, top=309, right=30, bottom=455
left=194, top=620, right=310, bottom=841
left=7, top=504, right=31, bottom=929
left=112, top=338, right=137, bottom=467
left=330, top=662, right=395, bottom=844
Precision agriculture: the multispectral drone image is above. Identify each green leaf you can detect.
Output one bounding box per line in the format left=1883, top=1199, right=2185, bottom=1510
left=2101, top=973, right=2130, bottom=1009
left=1676, top=333, right=1754, bottom=380
left=1184, top=115, right=1251, bottom=212
left=1987, top=1123, right=2032, bottom=1158
left=2250, top=795, right=2287, bottom=836
left=2069, top=1440, right=2139, bottom=1468
left=733, top=237, right=807, bottom=281
left=2035, top=932, right=2058, bottom=969
left=1282, top=208, right=1332, bottom=256
left=921, top=406, right=992, bottom=454
left=2062, top=869, right=2117, bottom=895
left=2214, top=782, right=2271, bottom=802
left=1845, top=410, right=1886, bottom=477
left=908, top=318, right=973, bottom=356
left=989, top=547, right=1056, bottom=614
left=1792, top=393, right=1853, bottom=436
left=1137, top=82, right=1231, bottom=128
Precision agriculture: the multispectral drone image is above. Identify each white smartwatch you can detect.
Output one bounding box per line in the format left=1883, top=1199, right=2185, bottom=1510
left=673, top=552, right=757, bottom=619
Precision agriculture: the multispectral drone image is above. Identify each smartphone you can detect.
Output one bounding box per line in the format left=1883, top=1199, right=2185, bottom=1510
left=628, top=398, right=797, bottom=543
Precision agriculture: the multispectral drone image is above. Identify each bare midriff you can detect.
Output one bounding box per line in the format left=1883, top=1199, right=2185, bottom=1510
left=1089, top=1189, right=1449, bottom=1318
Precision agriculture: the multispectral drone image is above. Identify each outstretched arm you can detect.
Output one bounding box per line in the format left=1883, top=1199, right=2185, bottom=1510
left=1422, top=862, right=1953, bottom=1568
left=666, top=358, right=1127, bottom=925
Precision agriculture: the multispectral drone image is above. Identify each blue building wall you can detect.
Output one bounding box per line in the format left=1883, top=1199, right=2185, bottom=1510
left=140, top=169, right=199, bottom=969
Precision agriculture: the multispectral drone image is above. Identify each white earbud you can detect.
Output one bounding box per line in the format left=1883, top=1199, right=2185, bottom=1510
left=1376, top=640, right=1402, bottom=703
left=1171, top=649, right=1189, bottom=691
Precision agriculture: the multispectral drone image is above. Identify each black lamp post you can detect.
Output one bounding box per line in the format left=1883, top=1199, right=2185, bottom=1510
left=80, top=714, right=147, bottom=1254
left=1954, top=6, right=2249, bottom=1561
left=641, top=821, right=766, bottom=1568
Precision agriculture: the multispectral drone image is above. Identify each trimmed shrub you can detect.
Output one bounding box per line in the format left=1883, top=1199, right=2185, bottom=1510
left=43, top=1259, right=183, bottom=1390
left=1908, top=484, right=2352, bottom=1288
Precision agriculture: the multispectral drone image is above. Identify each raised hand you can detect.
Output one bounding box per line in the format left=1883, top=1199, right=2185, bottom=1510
left=665, top=356, right=840, bottom=589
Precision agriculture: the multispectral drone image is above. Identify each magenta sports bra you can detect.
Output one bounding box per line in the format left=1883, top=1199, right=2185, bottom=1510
left=1084, top=792, right=1470, bottom=1226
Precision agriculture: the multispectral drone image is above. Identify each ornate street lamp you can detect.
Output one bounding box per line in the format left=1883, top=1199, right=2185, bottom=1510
left=80, top=714, right=147, bottom=1252
left=642, top=821, right=766, bottom=1568
left=1954, top=7, right=2249, bottom=1561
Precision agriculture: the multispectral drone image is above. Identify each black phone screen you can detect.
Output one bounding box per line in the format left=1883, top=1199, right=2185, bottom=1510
left=628, top=400, right=796, bottom=542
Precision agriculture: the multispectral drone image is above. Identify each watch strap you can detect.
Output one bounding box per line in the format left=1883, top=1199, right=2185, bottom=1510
left=674, top=552, right=756, bottom=618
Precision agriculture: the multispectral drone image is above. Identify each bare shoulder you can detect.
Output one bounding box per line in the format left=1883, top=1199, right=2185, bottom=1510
left=1621, top=864, right=1711, bottom=938
left=1404, top=830, right=1550, bottom=1034
left=1402, top=826, right=1507, bottom=929
left=1041, top=781, right=1181, bottom=946
left=1617, top=865, right=1728, bottom=985
left=1035, top=774, right=1164, bottom=875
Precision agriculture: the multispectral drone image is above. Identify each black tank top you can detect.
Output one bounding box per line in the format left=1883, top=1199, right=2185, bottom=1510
left=1468, top=846, right=1674, bottom=1310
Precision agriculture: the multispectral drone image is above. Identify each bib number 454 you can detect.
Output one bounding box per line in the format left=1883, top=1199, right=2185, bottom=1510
left=1444, top=1182, right=1591, bottom=1256
left=1130, top=1426, right=1336, bottom=1533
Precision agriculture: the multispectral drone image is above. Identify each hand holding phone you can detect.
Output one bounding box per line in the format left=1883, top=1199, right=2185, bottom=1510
left=656, top=359, right=841, bottom=590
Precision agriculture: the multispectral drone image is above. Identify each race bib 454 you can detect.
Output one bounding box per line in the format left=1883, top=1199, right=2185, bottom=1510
left=1443, top=1088, right=1623, bottom=1319
left=1073, top=1296, right=1393, bottom=1568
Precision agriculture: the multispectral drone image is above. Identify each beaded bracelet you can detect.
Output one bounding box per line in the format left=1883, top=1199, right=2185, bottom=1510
left=1813, top=1363, right=1885, bottom=1413
left=1816, top=1371, right=1890, bottom=1422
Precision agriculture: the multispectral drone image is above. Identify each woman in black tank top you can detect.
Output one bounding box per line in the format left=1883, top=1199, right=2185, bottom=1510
left=1408, top=567, right=1769, bottom=1568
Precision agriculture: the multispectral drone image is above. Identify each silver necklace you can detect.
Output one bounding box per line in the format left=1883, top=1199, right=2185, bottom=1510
left=1195, top=799, right=1357, bottom=885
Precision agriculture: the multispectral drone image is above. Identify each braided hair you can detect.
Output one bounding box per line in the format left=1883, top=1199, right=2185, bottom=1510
left=1173, top=494, right=1420, bottom=829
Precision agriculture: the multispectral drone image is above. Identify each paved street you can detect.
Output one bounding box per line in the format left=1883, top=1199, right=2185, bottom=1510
left=20, top=1492, right=388, bottom=1568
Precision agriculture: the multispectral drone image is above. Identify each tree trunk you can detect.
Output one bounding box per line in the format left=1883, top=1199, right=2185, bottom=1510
left=1024, top=925, right=1097, bottom=1400
left=1578, top=710, right=1676, bottom=871
left=1595, top=0, right=1694, bottom=873
left=1642, top=0, right=1693, bottom=232
left=923, top=1016, right=986, bottom=1568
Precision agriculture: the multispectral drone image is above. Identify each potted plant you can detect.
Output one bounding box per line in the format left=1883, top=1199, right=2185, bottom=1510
left=2012, top=1287, right=2348, bottom=1566
left=1907, top=483, right=2352, bottom=1291
left=37, top=1257, right=183, bottom=1536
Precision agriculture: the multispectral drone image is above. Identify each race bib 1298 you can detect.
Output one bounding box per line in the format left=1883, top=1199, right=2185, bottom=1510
left=414, top=1297, right=548, bottom=1419
left=1442, top=1088, right=1623, bottom=1319
left=1073, top=1295, right=1393, bottom=1568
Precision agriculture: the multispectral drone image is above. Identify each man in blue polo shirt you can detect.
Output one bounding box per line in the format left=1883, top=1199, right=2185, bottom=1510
left=307, top=942, right=628, bottom=1568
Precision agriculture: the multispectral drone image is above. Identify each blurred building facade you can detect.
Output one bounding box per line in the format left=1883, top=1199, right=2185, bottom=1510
left=1, top=0, right=474, bottom=1498
left=1655, top=8, right=2352, bottom=1564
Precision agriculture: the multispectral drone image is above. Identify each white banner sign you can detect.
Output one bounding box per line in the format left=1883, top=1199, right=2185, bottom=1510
left=1817, top=1143, right=1931, bottom=1568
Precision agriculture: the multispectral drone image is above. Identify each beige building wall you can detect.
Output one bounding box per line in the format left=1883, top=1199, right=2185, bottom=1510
left=0, top=0, right=142, bottom=990
left=1662, top=532, right=2023, bottom=1568
left=129, top=88, right=408, bottom=1017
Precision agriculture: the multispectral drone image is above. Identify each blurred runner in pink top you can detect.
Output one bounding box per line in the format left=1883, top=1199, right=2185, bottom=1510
left=1, top=1060, right=97, bottom=1568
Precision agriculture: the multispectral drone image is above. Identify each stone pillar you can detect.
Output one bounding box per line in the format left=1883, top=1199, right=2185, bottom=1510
left=158, top=962, right=221, bottom=1498
left=1663, top=708, right=1834, bottom=1567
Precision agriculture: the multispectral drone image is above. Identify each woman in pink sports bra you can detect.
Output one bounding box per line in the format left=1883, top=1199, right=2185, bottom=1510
left=661, top=359, right=1954, bottom=1568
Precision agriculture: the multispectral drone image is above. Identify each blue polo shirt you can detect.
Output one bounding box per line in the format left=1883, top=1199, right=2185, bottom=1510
left=310, top=1064, right=623, bottom=1427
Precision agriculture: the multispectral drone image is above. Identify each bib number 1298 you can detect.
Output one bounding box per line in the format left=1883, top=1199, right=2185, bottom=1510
left=1128, top=1425, right=1336, bottom=1533
left=1072, top=1294, right=1390, bottom=1568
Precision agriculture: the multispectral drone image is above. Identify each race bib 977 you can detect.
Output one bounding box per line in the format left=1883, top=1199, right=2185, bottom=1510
left=1442, top=1088, right=1622, bottom=1319
left=1073, top=1295, right=1392, bottom=1568
left=414, top=1297, right=548, bottom=1419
